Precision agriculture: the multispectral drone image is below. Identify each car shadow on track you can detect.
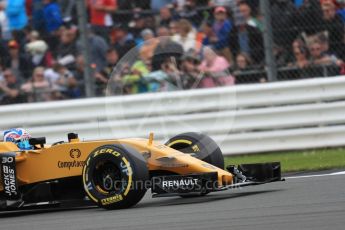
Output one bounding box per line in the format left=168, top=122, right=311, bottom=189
left=136, top=189, right=284, bottom=208
left=0, top=189, right=283, bottom=217
left=0, top=206, right=95, bottom=218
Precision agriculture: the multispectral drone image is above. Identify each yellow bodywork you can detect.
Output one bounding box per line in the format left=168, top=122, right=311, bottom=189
left=0, top=137, right=233, bottom=192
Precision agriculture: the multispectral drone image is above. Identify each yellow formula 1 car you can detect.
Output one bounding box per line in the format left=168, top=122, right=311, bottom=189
left=0, top=132, right=282, bottom=210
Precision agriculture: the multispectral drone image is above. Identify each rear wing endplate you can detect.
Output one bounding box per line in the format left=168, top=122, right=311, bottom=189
left=0, top=152, right=20, bottom=200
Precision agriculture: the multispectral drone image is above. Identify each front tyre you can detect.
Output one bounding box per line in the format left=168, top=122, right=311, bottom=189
left=165, top=132, right=224, bottom=198
left=165, top=132, right=224, bottom=169
left=82, top=144, right=149, bottom=210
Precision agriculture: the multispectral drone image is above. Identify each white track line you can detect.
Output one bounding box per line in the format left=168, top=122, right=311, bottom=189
left=286, top=171, right=345, bottom=179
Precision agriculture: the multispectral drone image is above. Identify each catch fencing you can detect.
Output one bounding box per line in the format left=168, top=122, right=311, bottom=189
left=1, top=76, right=345, bottom=155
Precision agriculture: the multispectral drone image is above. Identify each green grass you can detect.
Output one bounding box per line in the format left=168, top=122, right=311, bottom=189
left=224, top=148, right=345, bottom=173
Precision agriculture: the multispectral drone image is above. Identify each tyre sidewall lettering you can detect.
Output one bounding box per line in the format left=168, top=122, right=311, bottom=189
left=83, top=146, right=133, bottom=206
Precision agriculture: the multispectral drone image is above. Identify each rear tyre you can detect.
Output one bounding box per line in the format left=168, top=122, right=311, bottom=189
left=82, top=144, right=149, bottom=209
left=165, top=132, right=224, bottom=169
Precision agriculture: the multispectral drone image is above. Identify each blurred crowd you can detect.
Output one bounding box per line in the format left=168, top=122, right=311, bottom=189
left=0, top=0, right=345, bottom=105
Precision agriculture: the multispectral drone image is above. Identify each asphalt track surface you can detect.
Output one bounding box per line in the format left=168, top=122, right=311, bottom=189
left=1, top=170, right=345, bottom=230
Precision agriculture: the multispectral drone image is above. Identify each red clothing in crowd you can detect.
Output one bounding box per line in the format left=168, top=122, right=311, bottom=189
left=89, top=0, right=117, bottom=26
left=26, top=0, right=33, bottom=18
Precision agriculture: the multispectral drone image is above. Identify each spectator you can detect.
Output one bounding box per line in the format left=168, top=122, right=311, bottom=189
left=337, top=2, right=345, bottom=23
left=317, top=32, right=331, bottom=55
left=42, top=0, right=63, bottom=34
left=84, top=31, right=109, bottom=72
left=201, top=20, right=216, bottom=46
left=26, top=0, right=33, bottom=19
left=168, top=21, right=178, bottom=35
left=53, top=64, right=80, bottom=99
left=319, top=0, right=344, bottom=57
left=274, top=44, right=291, bottom=67
left=44, top=62, right=60, bottom=84
left=31, top=0, right=46, bottom=33
left=5, top=0, right=28, bottom=32
left=179, top=52, right=201, bottom=89
left=151, top=0, right=173, bottom=12
left=0, top=40, right=9, bottom=67
left=159, top=6, right=173, bottom=27
left=121, top=60, right=150, bottom=94
left=0, top=69, right=25, bottom=104
left=73, top=55, right=86, bottom=82
left=151, top=26, right=184, bottom=71
left=177, top=0, right=201, bottom=27
left=294, top=0, right=322, bottom=36
left=115, top=1, right=151, bottom=31
left=143, top=15, right=157, bottom=32
left=21, top=66, right=51, bottom=102
left=288, top=39, right=310, bottom=68
left=228, top=14, right=264, bottom=65
left=88, top=0, right=117, bottom=42
left=26, top=39, right=53, bottom=68
left=0, top=2, right=11, bottom=40
left=71, top=54, right=86, bottom=96
left=2, top=0, right=345, bottom=103
left=112, top=26, right=137, bottom=59
left=129, top=13, right=152, bottom=41
left=27, top=30, right=40, bottom=43
left=44, top=62, right=79, bottom=99
left=94, top=48, right=119, bottom=96
left=210, top=0, right=260, bottom=13
left=232, top=52, right=253, bottom=74
left=57, top=0, right=74, bottom=20
left=172, top=19, right=197, bottom=52
left=308, top=40, right=341, bottom=66
left=139, top=29, right=159, bottom=62
left=294, top=0, right=304, bottom=8
left=270, top=0, right=297, bottom=52
left=117, top=0, right=150, bottom=10
left=209, top=0, right=242, bottom=28
left=199, top=46, right=234, bottom=88
left=55, top=28, right=78, bottom=68
left=143, top=58, right=180, bottom=92
left=238, top=1, right=263, bottom=31
left=212, top=6, right=233, bottom=63
left=106, top=61, right=129, bottom=95
left=5, top=40, right=33, bottom=79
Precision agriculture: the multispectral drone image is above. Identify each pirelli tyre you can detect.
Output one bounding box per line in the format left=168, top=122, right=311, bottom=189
left=165, top=132, right=224, bottom=169
left=82, top=144, right=149, bottom=210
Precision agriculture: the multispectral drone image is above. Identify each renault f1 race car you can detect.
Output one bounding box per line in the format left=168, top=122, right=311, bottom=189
left=0, top=132, right=282, bottom=210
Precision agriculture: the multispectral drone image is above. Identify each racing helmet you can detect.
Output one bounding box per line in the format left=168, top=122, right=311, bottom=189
left=3, top=128, right=32, bottom=150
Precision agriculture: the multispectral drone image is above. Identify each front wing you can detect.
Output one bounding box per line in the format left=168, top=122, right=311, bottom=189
left=151, top=162, right=283, bottom=197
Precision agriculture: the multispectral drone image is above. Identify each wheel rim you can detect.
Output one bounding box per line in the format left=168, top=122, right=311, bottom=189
left=93, top=161, right=123, bottom=194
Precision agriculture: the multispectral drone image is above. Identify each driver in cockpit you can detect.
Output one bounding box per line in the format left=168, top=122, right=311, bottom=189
left=3, top=128, right=33, bottom=150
